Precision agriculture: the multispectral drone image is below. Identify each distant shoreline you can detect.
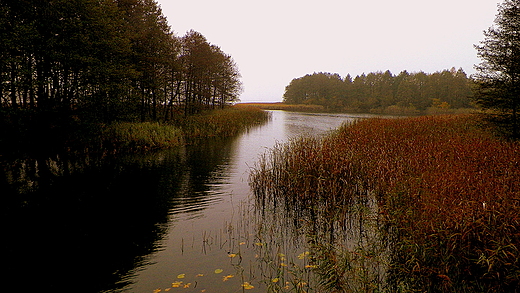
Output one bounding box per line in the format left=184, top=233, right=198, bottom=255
left=235, top=102, right=476, bottom=115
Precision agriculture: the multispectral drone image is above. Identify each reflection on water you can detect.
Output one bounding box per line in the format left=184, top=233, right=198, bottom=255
left=0, top=136, right=239, bottom=292
left=1, top=110, right=379, bottom=292
left=1, top=149, right=186, bottom=292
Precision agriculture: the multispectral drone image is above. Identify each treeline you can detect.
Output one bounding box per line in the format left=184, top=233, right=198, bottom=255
left=283, top=68, right=475, bottom=113
left=0, top=0, right=241, bottom=124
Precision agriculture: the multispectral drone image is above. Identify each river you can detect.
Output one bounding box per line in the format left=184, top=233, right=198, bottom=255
left=1, top=110, right=375, bottom=292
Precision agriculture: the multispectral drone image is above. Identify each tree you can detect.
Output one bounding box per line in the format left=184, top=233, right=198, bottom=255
left=473, top=0, right=520, bottom=138
left=179, top=30, right=241, bottom=115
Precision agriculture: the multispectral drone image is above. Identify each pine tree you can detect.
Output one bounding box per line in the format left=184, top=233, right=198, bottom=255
left=473, top=0, right=520, bottom=138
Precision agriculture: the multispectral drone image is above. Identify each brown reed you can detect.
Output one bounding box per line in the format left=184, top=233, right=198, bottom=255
left=250, top=114, right=520, bottom=292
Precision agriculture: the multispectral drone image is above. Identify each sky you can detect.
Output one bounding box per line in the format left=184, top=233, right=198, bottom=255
left=158, top=0, right=502, bottom=102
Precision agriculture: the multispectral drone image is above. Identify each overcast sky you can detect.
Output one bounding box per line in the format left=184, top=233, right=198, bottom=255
left=159, top=0, right=501, bottom=102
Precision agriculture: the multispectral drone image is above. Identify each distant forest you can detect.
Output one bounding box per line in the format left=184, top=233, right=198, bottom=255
left=283, top=69, right=475, bottom=113
left=0, top=0, right=242, bottom=124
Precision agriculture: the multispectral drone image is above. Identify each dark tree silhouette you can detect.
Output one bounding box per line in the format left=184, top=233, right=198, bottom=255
left=473, top=0, right=520, bottom=138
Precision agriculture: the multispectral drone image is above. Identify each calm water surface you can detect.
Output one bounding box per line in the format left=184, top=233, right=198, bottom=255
left=1, top=111, right=373, bottom=292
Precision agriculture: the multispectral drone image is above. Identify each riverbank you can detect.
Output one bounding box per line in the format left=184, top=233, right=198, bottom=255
left=250, top=114, right=520, bottom=292
left=101, top=107, right=270, bottom=152
left=0, top=107, right=270, bottom=156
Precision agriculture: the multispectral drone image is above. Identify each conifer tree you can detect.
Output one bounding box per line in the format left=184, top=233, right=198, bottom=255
left=473, top=0, right=520, bottom=138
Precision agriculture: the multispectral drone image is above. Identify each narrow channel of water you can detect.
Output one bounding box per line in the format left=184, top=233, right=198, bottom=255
left=1, top=110, right=375, bottom=292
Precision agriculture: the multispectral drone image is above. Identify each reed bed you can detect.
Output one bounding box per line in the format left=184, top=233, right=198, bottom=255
left=181, top=107, right=270, bottom=139
left=250, top=114, right=520, bottom=292
left=103, top=122, right=184, bottom=150
left=101, top=107, right=269, bottom=151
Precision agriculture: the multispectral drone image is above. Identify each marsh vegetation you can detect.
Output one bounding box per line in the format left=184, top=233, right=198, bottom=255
left=250, top=115, right=520, bottom=292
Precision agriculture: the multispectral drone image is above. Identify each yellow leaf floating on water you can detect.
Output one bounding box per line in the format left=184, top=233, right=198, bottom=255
left=254, top=242, right=263, bottom=246
left=239, top=242, right=246, bottom=245
left=305, top=265, right=317, bottom=269
left=153, top=289, right=162, bottom=293
left=271, top=278, right=279, bottom=283
left=222, top=275, right=234, bottom=281
left=228, top=253, right=237, bottom=258
left=196, top=274, right=204, bottom=277
left=184, top=283, right=191, bottom=288
left=280, top=262, right=287, bottom=267
left=165, top=289, right=171, bottom=292
left=298, top=251, right=310, bottom=259
left=242, top=282, right=254, bottom=290
left=214, top=269, right=223, bottom=274
left=177, top=274, right=185, bottom=279
left=172, top=281, right=183, bottom=288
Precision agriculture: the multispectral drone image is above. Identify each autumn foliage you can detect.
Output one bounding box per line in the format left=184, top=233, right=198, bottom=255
left=250, top=115, right=520, bottom=291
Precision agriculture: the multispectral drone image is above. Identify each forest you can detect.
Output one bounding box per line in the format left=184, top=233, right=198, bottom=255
left=0, top=0, right=241, bottom=134
left=283, top=69, right=475, bottom=114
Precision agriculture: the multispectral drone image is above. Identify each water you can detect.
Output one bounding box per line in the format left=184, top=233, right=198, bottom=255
left=1, top=111, right=373, bottom=292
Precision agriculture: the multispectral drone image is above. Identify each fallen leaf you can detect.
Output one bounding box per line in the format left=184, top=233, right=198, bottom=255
left=196, top=274, right=204, bottom=277
left=214, top=269, right=223, bottom=274
left=177, top=274, right=185, bottom=279
left=242, top=282, right=254, bottom=290
left=172, top=281, right=183, bottom=288
left=297, top=252, right=310, bottom=259
left=228, top=253, right=237, bottom=258
left=184, top=283, right=191, bottom=288
left=271, top=278, right=279, bottom=283
left=222, top=275, right=234, bottom=281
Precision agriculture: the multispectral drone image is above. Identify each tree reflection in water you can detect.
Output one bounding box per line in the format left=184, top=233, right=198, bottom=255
left=0, top=142, right=234, bottom=292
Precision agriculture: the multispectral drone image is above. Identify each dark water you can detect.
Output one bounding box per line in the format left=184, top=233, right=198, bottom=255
left=1, top=111, right=373, bottom=292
